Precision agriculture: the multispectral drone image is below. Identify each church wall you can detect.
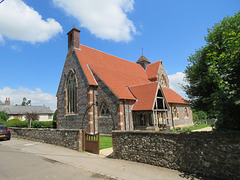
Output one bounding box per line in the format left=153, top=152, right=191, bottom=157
left=167, top=104, right=193, bottom=128
left=92, top=73, right=135, bottom=133
left=157, top=62, right=169, bottom=88
left=121, top=100, right=134, bottom=131
left=93, top=74, right=119, bottom=133
left=57, top=51, right=90, bottom=130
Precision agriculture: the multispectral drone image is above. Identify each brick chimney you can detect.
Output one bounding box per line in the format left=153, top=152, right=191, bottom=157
left=67, top=27, right=80, bottom=51
left=5, top=97, right=10, bottom=105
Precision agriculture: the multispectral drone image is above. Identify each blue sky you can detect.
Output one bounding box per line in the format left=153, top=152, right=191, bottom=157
left=0, top=0, right=239, bottom=110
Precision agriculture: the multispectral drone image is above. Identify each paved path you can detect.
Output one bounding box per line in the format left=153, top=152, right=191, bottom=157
left=2, top=138, right=198, bottom=180
left=191, top=126, right=212, bottom=132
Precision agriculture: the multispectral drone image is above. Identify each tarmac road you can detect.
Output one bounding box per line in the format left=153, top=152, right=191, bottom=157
left=0, top=141, right=109, bottom=180
left=0, top=138, right=199, bottom=180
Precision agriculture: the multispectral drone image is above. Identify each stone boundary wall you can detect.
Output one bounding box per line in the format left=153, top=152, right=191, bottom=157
left=10, top=128, right=83, bottom=151
left=112, top=130, right=240, bottom=180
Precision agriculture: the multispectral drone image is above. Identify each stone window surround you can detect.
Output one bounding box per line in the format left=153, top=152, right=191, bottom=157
left=184, top=107, right=189, bottom=118
left=65, top=69, right=78, bottom=115
left=173, top=106, right=179, bottom=120
left=99, top=102, right=111, bottom=117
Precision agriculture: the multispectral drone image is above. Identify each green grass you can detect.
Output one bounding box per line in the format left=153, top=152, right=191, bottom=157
left=174, top=124, right=212, bottom=132
left=99, top=136, right=112, bottom=150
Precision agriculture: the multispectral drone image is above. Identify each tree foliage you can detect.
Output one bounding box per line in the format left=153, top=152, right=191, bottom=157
left=0, top=111, right=9, bottom=122
left=25, top=112, right=39, bottom=128
left=21, top=97, right=31, bottom=106
left=25, top=112, right=39, bottom=121
left=184, top=12, right=240, bottom=131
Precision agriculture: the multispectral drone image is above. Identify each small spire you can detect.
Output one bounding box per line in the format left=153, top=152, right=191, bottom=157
left=142, top=48, right=143, bottom=56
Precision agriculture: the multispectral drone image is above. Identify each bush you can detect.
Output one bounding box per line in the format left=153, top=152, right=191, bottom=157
left=0, top=120, right=5, bottom=125
left=5, top=118, right=54, bottom=128
left=0, top=111, right=9, bottom=122
left=32, top=121, right=53, bottom=128
left=5, top=118, right=28, bottom=128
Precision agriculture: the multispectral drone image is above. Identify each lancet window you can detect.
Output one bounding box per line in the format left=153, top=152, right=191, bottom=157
left=67, top=71, right=77, bottom=114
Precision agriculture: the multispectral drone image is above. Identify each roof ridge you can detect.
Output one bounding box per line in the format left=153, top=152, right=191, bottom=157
left=128, top=81, right=158, bottom=88
left=151, top=60, right=162, bottom=64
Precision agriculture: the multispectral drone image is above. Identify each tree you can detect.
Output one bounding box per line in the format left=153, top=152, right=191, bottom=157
left=0, top=111, right=9, bottom=122
left=25, top=112, right=39, bottom=128
left=21, top=97, right=31, bottom=106
left=184, top=12, right=240, bottom=131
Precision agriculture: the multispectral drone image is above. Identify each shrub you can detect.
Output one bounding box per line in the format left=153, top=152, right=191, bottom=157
left=5, top=118, right=28, bottom=128
left=0, top=120, right=5, bottom=125
left=5, top=118, right=54, bottom=128
left=32, top=121, right=53, bottom=128
left=0, top=111, right=9, bottom=122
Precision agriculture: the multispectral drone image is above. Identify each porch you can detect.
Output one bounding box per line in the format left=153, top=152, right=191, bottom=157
left=133, top=110, right=169, bottom=131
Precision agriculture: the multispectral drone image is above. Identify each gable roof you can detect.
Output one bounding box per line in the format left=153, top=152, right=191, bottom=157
left=146, top=61, right=161, bottom=81
left=162, top=88, right=189, bottom=104
left=0, top=105, right=54, bottom=115
left=129, top=82, right=159, bottom=111
left=75, top=45, right=150, bottom=100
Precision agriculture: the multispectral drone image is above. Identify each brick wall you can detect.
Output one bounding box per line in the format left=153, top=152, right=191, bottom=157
left=112, top=130, right=240, bottom=180
left=10, top=127, right=83, bottom=151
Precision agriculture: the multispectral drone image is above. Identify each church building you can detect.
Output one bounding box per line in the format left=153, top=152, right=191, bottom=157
left=57, top=28, right=193, bottom=133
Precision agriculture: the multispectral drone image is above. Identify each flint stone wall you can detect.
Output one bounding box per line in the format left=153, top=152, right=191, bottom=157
left=10, top=127, right=83, bottom=151
left=112, top=130, right=240, bottom=180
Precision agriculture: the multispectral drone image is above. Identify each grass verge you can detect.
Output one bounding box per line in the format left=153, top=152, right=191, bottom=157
left=174, top=124, right=212, bottom=132
left=99, top=136, right=112, bottom=150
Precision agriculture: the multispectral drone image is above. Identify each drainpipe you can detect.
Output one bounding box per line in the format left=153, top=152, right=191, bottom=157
left=123, top=100, right=126, bottom=130
left=128, top=101, right=130, bottom=130
left=171, top=103, right=175, bottom=129
left=93, top=88, right=95, bottom=134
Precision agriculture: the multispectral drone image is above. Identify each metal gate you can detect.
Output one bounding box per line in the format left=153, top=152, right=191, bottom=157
left=83, top=130, right=99, bottom=154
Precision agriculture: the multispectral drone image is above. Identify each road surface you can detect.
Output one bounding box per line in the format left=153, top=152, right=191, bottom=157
left=0, top=138, right=199, bottom=180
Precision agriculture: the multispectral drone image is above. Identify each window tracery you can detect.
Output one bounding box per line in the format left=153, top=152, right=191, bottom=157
left=67, top=71, right=77, bottom=114
left=100, top=103, right=110, bottom=116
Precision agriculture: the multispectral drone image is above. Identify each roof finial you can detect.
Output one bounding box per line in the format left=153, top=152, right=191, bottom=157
left=142, top=48, right=143, bottom=56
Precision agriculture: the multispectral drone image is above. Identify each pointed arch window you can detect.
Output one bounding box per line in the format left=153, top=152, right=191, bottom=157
left=100, top=103, right=110, bottom=116
left=173, top=107, right=178, bottom=119
left=184, top=107, right=188, bottom=118
left=67, top=71, right=77, bottom=114
left=160, top=75, right=167, bottom=87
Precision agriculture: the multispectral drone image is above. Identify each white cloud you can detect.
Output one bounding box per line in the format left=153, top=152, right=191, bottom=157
left=0, top=0, right=62, bottom=43
left=0, top=87, right=57, bottom=111
left=11, top=45, right=21, bottom=52
left=53, top=0, right=136, bottom=42
left=168, top=72, right=188, bottom=98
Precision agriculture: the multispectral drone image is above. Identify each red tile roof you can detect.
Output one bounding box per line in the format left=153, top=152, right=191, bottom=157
left=146, top=61, right=161, bottom=81
left=129, top=82, right=159, bottom=111
left=162, top=88, right=189, bottom=104
left=75, top=45, right=150, bottom=100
